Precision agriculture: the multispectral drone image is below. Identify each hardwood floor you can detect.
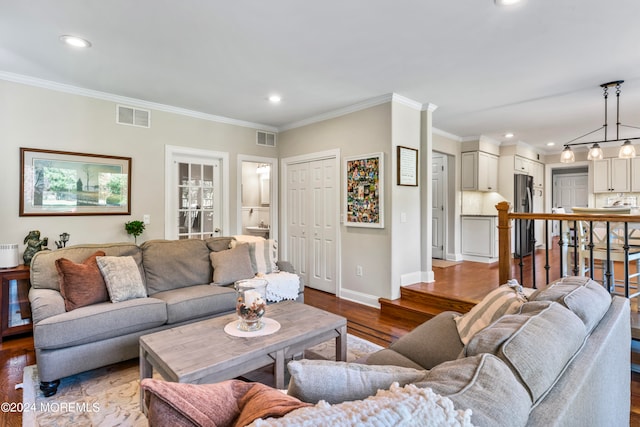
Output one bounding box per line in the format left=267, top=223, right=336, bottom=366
left=1, top=259, right=638, bottom=425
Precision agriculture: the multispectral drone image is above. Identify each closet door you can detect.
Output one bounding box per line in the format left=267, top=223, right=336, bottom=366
left=287, top=162, right=309, bottom=286
left=308, top=159, right=336, bottom=293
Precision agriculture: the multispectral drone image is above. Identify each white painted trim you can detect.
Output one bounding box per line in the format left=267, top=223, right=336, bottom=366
left=392, top=93, right=423, bottom=110
left=164, top=145, right=230, bottom=239
left=400, top=271, right=422, bottom=286
left=433, top=127, right=463, bottom=142
left=281, top=149, right=341, bottom=295
left=338, top=288, right=380, bottom=309
left=0, top=71, right=277, bottom=132
left=421, top=270, right=435, bottom=283
left=422, top=103, right=439, bottom=112
left=280, top=94, right=393, bottom=131
left=237, top=154, right=279, bottom=240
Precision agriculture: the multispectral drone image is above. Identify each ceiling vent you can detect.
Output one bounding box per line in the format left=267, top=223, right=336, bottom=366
left=256, top=130, right=276, bottom=147
left=117, top=105, right=151, bottom=128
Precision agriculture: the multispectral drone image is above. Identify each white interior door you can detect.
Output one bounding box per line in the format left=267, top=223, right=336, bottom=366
left=432, top=154, right=446, bottom=259
left=287, top=162, right=309, bottom=286
left=553, top=173, right=588, bottom=212
left=286, top=157, right=337, bottom=294
left=309, top=159, right=336, bottom=292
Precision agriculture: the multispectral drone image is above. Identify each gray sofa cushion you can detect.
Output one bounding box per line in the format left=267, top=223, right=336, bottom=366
left=364, top=349, right=426, bottom=370
left=415, top=354, right=532, bottom=427
left=34, top=297, right=167, bottom=349
left=151, top=284, right=237, bottom=324
left=30, top=243, right=142, bottom=291
left=287, top=359, right=429, bottom=404
left=529, top=276, right=611, bottom=333
left=376, top=311, right=464, bottom=369
left=465, top=300, right=586, bottom=404
left=141, top=240, right=212, bottom=295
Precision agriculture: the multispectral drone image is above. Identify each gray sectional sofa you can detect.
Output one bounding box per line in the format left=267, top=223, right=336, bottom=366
left=28, top=237, right=303, bottom=397
left=141, top=276, right=630, bottom=426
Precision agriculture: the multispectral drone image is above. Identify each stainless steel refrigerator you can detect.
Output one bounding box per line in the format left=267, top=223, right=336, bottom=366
left=514, top=174, right=534, bottom=257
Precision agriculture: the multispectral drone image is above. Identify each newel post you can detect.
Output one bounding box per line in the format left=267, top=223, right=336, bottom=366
left=496, top=201, right=512, bottom=285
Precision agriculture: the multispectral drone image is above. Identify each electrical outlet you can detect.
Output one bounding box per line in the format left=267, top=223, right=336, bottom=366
left=143, top=214, right=151, bottom=225
left=356, top=265, right=363, bottom=276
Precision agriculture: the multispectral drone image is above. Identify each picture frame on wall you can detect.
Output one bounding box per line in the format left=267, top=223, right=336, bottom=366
left=397, top=146, right=418, bottom=186
left=344, top=152, right=384, bottom=228
left=20, top=148, right=132, bottom=216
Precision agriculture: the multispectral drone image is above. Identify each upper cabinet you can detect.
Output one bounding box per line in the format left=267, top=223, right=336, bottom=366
left=593, top=158, right=630, bottom=193
left=461, top=151, right=498, bottom=192
left=514, top=156, right=544, bottom=188
left=632, top=158, right=640, bottom=192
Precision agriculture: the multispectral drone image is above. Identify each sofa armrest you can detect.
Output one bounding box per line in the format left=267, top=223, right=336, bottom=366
left=28, top=288, right=66, bottom=325
left=277, top=260, right=296, bottom=274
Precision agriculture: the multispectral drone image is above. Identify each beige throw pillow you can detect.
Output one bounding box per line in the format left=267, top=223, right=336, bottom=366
left=96, top=256, right=147, bottom=303
left=454, top=282, right=529, bottom=345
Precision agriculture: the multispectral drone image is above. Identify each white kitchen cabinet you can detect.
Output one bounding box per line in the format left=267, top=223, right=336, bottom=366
left=532, top=162, right=544, bottom=188
left=631, top=158, right=640, bottom=192
left=461, top=151, right=498, bottom=192
left=461, top=216, right=498, bottom=262
left=593, top=158, right=630, bottom=193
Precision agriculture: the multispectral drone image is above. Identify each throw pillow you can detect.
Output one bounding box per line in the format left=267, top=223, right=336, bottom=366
left=248, top=239, right=278, bottom=274
left=209, top=244, right=255, bottom=286
left=55, top=251, right=108, bottom=311
left=96, top=256, right=147, bottom=303
left=286, top=359, right=429, bottom=404
left=141, top=378, right=310, bottom=427
left=454, top=281, right=529, bottom=345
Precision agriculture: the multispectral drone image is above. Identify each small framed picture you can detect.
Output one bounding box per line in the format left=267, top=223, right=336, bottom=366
left=344, top=152, right=384, bottom=228
left=397, top=146, right=418, bottom=186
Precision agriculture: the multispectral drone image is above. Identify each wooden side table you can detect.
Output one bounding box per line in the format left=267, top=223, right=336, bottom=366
left=0, top=265, right=32, bottom=341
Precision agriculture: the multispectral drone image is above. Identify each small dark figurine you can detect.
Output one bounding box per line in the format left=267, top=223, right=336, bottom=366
left=55, top=232, right=70, bottom=249
left=23, top=230, right=49, bottom=265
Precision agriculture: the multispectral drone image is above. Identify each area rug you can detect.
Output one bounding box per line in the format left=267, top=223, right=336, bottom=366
left=21, top=334, right=382, bottom=427
left=432, top=259, right=462, bottom=268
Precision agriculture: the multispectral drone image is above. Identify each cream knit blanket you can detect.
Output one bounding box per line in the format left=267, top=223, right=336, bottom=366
left=248, top=383, right=474, bottom=427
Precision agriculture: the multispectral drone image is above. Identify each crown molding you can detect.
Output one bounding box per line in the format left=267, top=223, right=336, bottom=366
left=422, top=103, right=438, bottom=112
left=432, top=127, right=463, bottom=142
left=279, top=94, right=393, bottom=132
left=392, top=93, right=423, bottom=110
left=0, top=71, right=278, bottom=132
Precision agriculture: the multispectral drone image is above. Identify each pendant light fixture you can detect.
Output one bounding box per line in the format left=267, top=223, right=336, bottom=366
left=559, top=80, right=640, bottom=163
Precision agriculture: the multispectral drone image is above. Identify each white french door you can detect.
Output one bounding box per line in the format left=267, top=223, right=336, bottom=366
left=165, top=146, right=228, bottom=240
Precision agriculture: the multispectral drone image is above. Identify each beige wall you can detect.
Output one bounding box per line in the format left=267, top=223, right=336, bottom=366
left=278, top=103, right=396, bottom=304
left=0, top=80, right=276, bottom=254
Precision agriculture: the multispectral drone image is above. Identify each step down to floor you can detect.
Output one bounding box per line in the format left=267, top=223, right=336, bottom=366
left=379, top=284, right=478, bottom=325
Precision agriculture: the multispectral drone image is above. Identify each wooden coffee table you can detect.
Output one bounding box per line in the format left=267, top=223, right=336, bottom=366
left=139, top=301, right=347, bottom=412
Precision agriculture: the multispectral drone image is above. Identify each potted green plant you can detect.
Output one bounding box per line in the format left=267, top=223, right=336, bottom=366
left=124, top=220, right=145, bottom=244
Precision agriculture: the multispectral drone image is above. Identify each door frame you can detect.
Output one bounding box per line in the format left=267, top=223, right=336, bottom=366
left=164, top=145, right=230, bottom=239
left=281, top=149, right=341, bottom=293
left=236, top=155, right=279, bottom=239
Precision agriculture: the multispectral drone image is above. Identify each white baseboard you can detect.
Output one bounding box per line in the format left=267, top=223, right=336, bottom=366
left=338, top=288, right=380, bottom=308
left=400, top=271, right=422, bottom=286
left=421, top=270, right=435, bottom=283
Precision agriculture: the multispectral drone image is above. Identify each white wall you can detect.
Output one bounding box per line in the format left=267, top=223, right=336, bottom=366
left=0, top=80, right=276, bottom=256
left=390, top=101, right=422, bottom=297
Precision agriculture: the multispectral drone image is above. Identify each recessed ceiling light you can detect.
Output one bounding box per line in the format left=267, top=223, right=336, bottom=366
left=546, top=142, right=556, bottom=147
left=494, top=0, right=522, bottom=6
left=59, top=35, right=92, bottom=48
left=268, top=95, right=282, bottom=104
left=504, top=132, right=514, bottom=138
